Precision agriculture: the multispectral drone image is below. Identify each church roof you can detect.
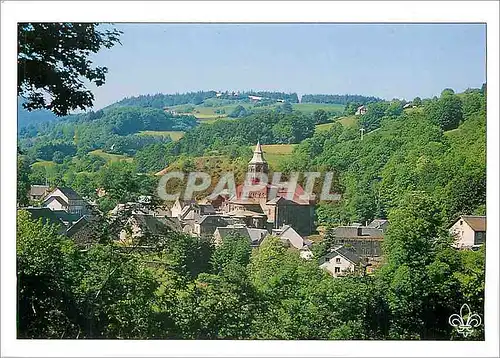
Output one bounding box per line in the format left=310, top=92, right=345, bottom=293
left=249, top=141, right=267, bottom=164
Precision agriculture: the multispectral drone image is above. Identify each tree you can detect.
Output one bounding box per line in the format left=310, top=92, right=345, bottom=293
left=412, top=97, right=422, bottom=107
left=17, top=156, right=31, bottom=206
left=52, top=150, right=65, bottom=164
left=17, top=210, right=82, bottom=338
left=18, top=23, right=121, bottom=116
left=426, top=91, right=463, bottom=131
left=281, top=102, right=293, bottom=114
left=313, top=109, right=329, bottom=125
left=210, top=234, right=251, bottom=274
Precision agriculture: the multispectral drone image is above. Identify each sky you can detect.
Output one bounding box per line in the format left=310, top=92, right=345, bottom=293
left=89, top=23, right=486, bottom=109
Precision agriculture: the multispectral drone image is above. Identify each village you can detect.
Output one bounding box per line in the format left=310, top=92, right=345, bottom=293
left=20, top=142, right=487, bottom=278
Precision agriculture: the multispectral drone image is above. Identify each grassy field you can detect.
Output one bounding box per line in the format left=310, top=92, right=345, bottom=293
left=315, top=122, right=336, bottom=133
left=293, top=103, right=344, bottom=114
left=89, top=149, right=133, bottom=163
left=169, top=100, right=345, bottom=122
left=338, top=116, right=358, bottom=128
left=315, top=115, right=358, bottom=133
left=32, top=160, right=56, bottom=169
left=139, top=130, right=185, bottom=141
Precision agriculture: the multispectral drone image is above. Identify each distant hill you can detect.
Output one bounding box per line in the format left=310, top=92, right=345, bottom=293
left=17, top=100, right=59, bottom=129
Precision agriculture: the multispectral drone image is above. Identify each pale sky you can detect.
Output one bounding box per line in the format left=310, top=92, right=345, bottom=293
left=89, top=23, right=486, bottom=109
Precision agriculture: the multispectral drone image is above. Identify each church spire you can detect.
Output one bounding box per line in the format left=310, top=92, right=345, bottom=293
left=249, top=141, right=266, bottom=164
left=248, top=141, right=269, bottom=182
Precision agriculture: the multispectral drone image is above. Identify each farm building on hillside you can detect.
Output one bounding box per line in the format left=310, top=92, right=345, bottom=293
left=355, top=105, right=367, bottom=115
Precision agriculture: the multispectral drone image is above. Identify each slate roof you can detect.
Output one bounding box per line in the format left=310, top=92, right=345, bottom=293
left=133, top=214, right=181, bottom=236
left=215, top=226, right=268, bottom=246
left=319, top=246, right=363, bottom=265
left=331, top=225, right=384, bottom=239
left=367, top=219, right=389, bottom=229
left=20, top=207, right=66, bottom=233
left=57, top=187, right=83, bottom=200
left=197, top=215, right=229, bottom=226
left=65, top=216, right=101, bottom=246
left=52, top=210, right=82, bottom=224
left=462, top=216, right=486, bottom=232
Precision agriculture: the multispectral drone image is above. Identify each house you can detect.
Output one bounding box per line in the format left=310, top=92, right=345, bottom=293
left=319, top=246, right=364, bottom=277
left=29, top=185, right=50, bottom=202
left=170, top=198, right=197, bottom=218
left=449, top=215, right=486, bottom=249
left=249, top=95, right=263, bottom=102
left=42, top=187, right=89, bottom=216
left=213, top=225, right=268, bottom=247
left=272, top=225, right=313, bottom=259
left=327, top=224, right=384, bottom=257
left=355, top=105, right=367, bottom=116
left=193, top=214, right=230, bottom=239
left=119, top=214, right=182, bottom=245
left=44, top=196, right=69, bottom=211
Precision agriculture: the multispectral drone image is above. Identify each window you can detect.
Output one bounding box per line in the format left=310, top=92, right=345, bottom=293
left=460, top=220, right=463, bottom=226
left=334, top=267, right=341, bottom=274
left=335, top=258, right=341, bottom=264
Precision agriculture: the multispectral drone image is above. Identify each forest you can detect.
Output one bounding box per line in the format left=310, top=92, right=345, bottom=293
left=17, top=192, right=485, bottom=339
left=301, top=93, right=382, bottom=105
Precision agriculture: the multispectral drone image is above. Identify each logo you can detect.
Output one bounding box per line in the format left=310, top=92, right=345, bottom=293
left=449, top=304, right=482, bottom=337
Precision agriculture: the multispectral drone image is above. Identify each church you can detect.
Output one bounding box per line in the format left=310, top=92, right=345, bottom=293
left=222, top=142, right=316, bottom=235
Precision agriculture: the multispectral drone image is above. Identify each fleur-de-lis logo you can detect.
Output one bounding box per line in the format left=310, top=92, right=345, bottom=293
left=449, top=304, right=482, bottom=337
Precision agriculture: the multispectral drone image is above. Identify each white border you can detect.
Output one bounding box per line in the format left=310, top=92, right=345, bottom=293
left=1, top=1, right=499, bottom=357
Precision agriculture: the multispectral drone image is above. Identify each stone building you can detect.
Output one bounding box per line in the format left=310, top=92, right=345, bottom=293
left=223, top=142, right=316, bottom=235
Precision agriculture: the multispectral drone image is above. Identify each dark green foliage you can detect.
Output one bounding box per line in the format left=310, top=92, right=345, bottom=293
left=18, top=23, right=121, bottom=116
left=210, top=234, right=251, bottom=274
left=176, top=111, right=315, bottom=156
left=282, top=87, right=485, bottom=226
left=228, top=105, right=248, bottom=118
left=302, top=94, right=382, bottom=105
left=18, top=106, right=195, bottom=160
left=313, top=109, right=329, bottom=125
left=412, top=97, right=422, bottom=107
left=17, top=156, right=31, bottom=206
left=135, top=143, right=173, bottom=173
left=426, top=91, right=464, bottom=131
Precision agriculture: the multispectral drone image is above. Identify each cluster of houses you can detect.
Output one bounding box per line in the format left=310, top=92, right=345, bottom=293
left=20, top=143, right=487, bottom=278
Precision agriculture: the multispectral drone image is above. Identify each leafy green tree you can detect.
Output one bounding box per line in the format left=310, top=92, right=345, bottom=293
left=461, top=90, right=484, bottom=118
left=377, top=192, right=465, bottom=339
left=426, top=91, right=463, bottom=131
left=17, top=156, right=31, bottom=206
left=17, top=210, right=82, bottom=338
left=313, top=109, right=329, bottom=125
left=18, top=23, right=121, bottom=115
left=52, top=150, right=65, bottom=164
left=210, top=234, right=251, bottom=274
left=412, top=97, right=422, bottom=107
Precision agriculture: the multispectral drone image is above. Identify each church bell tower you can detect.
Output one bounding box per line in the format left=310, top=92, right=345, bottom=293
left=248, top=141, right=268, bottom=183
